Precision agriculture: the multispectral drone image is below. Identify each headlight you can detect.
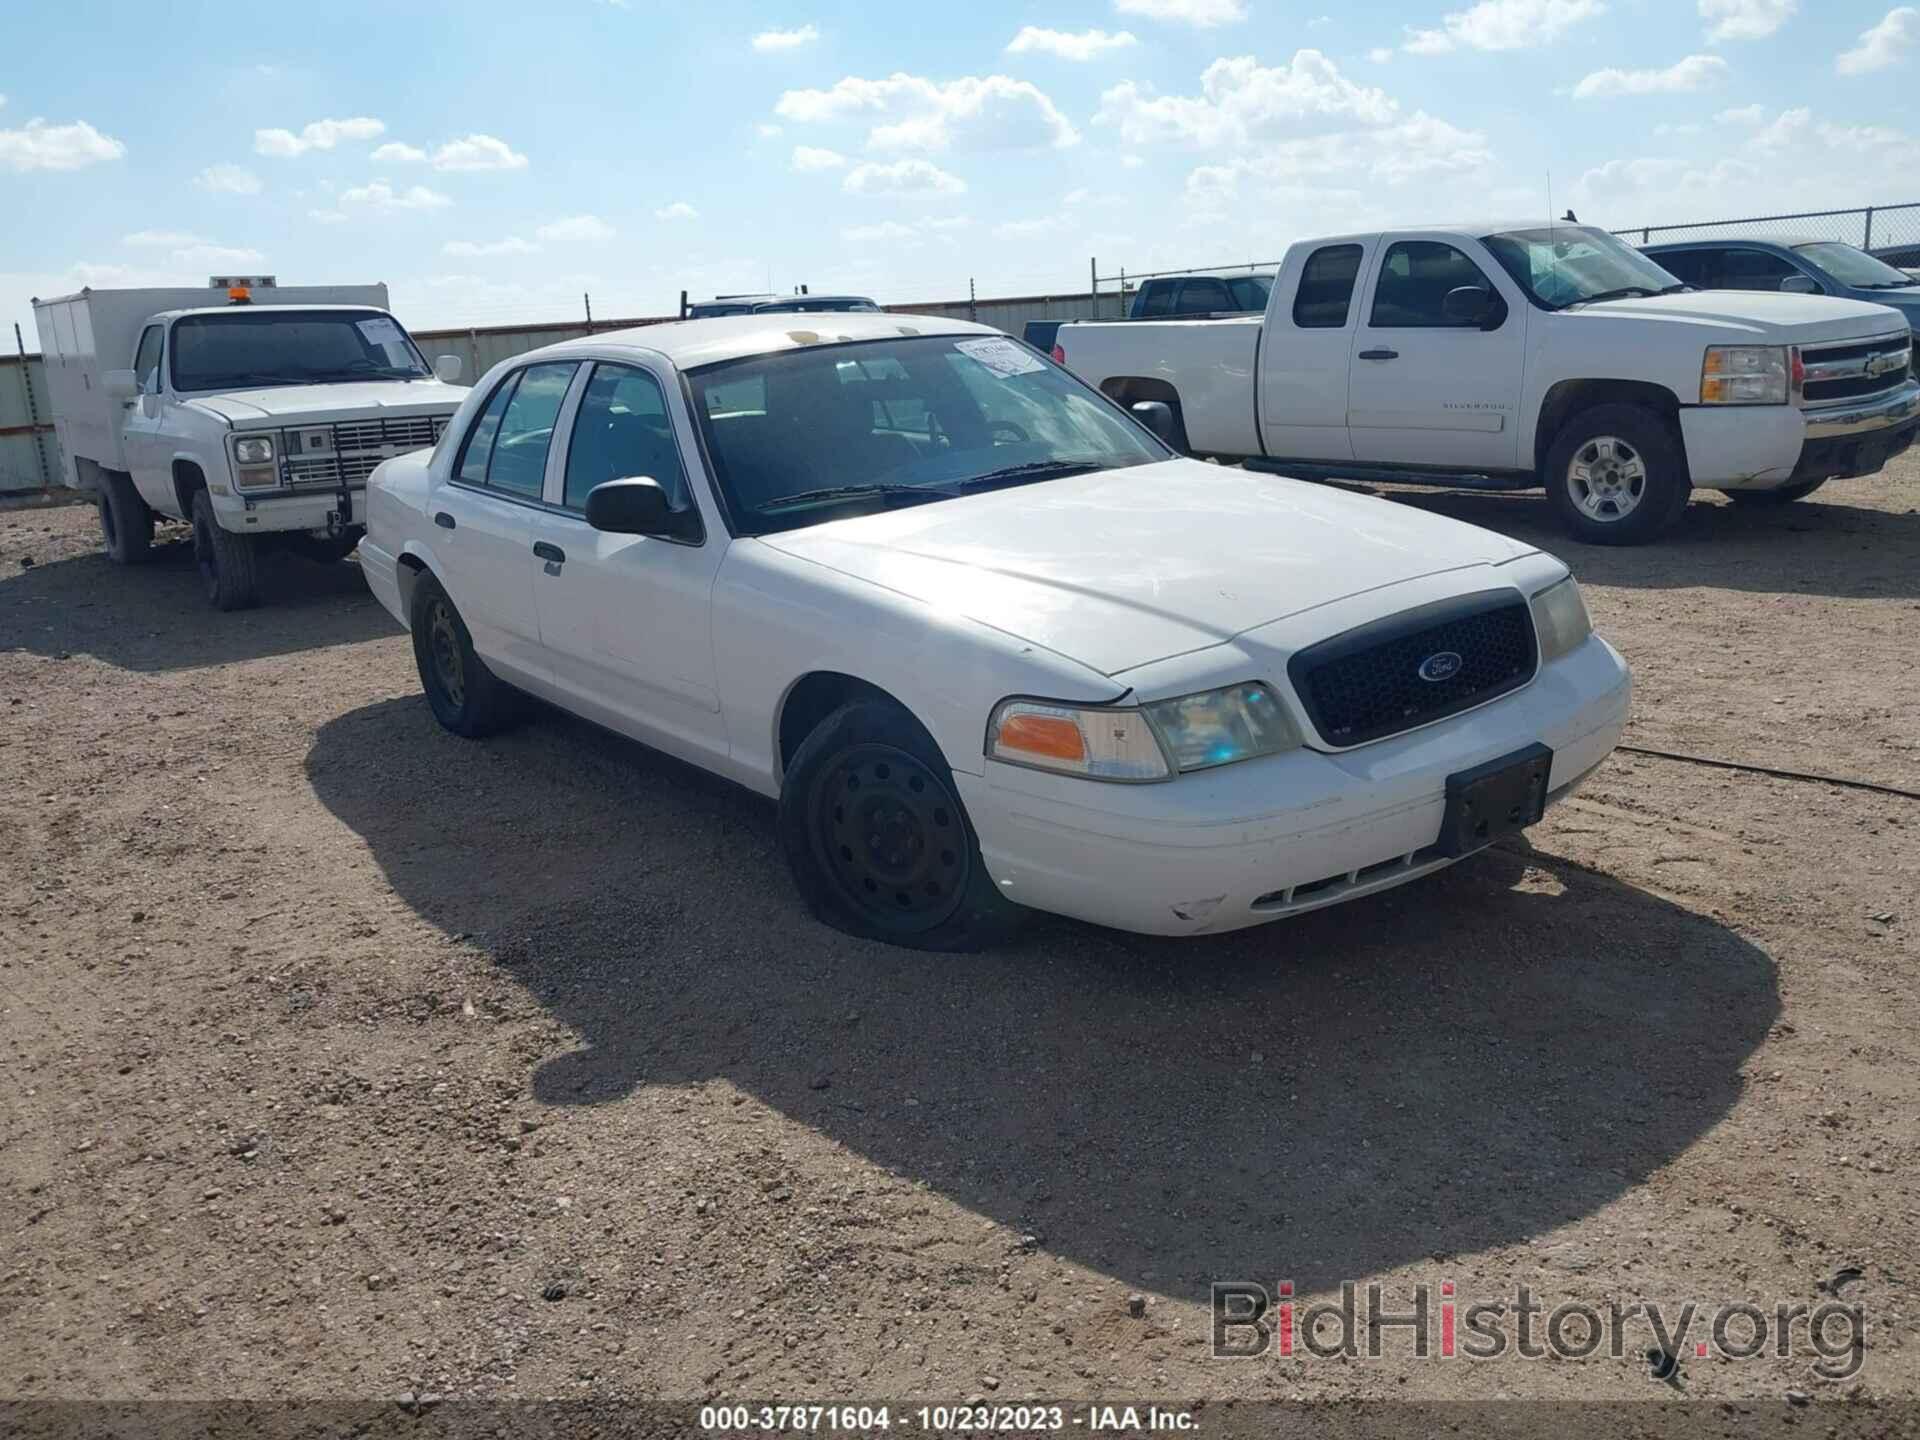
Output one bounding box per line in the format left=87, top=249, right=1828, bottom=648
left=987, top=683, right=1302, bottom=782
left=232, top=435, right=276, bottom=464
left=1701, top=345, right=1789, bottom=405
left=1530, top=574, right=1592, bottom=664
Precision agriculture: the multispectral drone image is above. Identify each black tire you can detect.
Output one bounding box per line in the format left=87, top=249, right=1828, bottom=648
left=409, top=574, right=525, bottom=738
left=97, top=471, right=154, bottom=565
left=778, top=698, right=1029, bottom=952
left=1543, top=404, right=1692, bottom=546
left=190, top=489, right=260, bottom=610
left=1725, top=477, right=1828, bottom=505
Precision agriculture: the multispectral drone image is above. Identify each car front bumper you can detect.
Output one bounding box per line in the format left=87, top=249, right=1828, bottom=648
left=955, top=634, right=1632, bottom=937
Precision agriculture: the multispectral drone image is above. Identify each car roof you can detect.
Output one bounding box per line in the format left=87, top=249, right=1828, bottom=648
left=525, top=310, right=1001, bottom=370
left=1643, top=235, right=1832, bottom=250
left=153, top=304, right=389, bottom=322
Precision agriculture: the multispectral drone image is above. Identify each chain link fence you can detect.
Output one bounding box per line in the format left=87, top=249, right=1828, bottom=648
left=1612, top=202, right=1920, bottom=264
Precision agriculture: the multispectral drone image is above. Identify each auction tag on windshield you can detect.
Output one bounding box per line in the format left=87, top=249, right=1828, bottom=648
left=955, top=336, right=1046, bottom=378
left=356, top=317, right=406, bottom=347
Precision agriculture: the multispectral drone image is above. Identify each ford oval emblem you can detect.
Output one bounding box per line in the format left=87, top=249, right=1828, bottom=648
left=1418, top=651, right=1464, bottom=683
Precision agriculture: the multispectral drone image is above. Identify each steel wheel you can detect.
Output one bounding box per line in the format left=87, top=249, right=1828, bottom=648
left=1565, top=435, right=1648, bottom=523
left=814, top=742, right=969, bottom=934
left=426, top=597, right=467, bottom=709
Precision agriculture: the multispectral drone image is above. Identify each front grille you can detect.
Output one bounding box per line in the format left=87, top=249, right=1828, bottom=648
left=1287, top=590, right=1537, bottom=748
left=277, top=414, right=452, bottom=489
left=1802, top=334, right=1912, bottom=406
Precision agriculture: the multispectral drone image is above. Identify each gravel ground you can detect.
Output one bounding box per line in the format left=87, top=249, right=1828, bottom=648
left=2, top=465, right=1917, bottom=1413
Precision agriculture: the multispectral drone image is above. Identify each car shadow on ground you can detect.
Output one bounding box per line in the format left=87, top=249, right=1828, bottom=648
left=0, top=531, right=395, bottom=672
left=307, top=696, right=1780, bottom=1298
left=1302, top=476, right=1920, bottom=600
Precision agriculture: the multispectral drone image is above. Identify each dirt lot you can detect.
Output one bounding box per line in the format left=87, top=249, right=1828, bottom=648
left=2, top=465, right=1917, bottom=1413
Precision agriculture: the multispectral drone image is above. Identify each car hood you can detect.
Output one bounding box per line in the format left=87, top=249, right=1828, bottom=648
left=1577, top=291, right=1909, bottom=344
left=755, top=460, right=1534, bottom=677
left=187, top=379, right=467, bottom=424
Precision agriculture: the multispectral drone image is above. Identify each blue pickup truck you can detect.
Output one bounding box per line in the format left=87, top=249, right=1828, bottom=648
left=1645, top=236, right=1920, bottom=333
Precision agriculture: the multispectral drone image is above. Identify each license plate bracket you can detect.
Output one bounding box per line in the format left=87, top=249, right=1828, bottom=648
left=1437, top=742, right=1553, bottom=858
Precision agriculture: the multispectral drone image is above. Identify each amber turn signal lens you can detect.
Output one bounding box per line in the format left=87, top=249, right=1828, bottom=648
left=995, top=711, right=1087, bottom=762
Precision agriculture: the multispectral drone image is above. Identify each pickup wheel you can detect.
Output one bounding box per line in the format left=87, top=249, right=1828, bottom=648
left=190, top=490, right=260, bottom=610
left=779, top=698, right=1029, bottom=953
left=1725, top=477, right=1827, bottom=505
left=409, top=574, right=525, bottom=738
left=97, top=471, right=154, bottom=565
left=1544, top=404, right=1691, bottom=546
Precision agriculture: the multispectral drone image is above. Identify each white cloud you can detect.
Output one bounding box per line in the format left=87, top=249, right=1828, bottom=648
left=753, top=24, right=820, bottom=52
left=1715, top=103, right=1765, bottom=123
left=431, top=134, right=529, bottom=171
left=1005, top=26, right=1139, bottom=60
left=253, top=116, right=385, bottom=158
left=1837, top=7, right=1918, bottom=73
left=655, top=201, right=699, bottom=220
left=1573, top=54, right=1728, bottom=97
left=1120, top=152, right=1145, bottom=168
left=308, top=209, right=348, bottom=224
left=1700, top=0, right=1795, bottom=42
left=1402, top=0, right=1605, bottom=53
left=1112, top=0, right=1247, bottom=26
left=0, top=116, right=126, bottom=172
left=790, top=145, right=848, bottom=171
left=775, top=72, right=1079, bottom=151
left=1183, top=108, right=1492, bottom=197
left=371, top=142, right=428, bottom=164
left=195, top=162, right=262, bottom=195
left=1750, top=106, right=1810, bottom=149
left=842, top=158, right=967, bottom=195
left=123, top=229, right=205, bottom=248
left=756, top=123, right=784, bottom=137
left=443, top=236, right=540, bottom=256
left=1368, top=46, right=1395, bottom=62
left=338, top=180, right=451, bottom=211
left=535, top=214, right=615, bottom=242
left=1095, top=51, right=1397, bottom=147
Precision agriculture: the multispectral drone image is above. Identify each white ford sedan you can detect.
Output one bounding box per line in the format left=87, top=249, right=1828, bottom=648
left=359, top=312, right=1630, bottom=950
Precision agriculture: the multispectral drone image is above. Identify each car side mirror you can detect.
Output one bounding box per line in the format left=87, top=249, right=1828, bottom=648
left=1777, top=274, right=1820, bottom=296
left=1443, top=285, right=1496, bottom=328
left=433, top=354, right=464, bottom=383
left=104, top=369, right=138, bottom=400
left=585, top=477, right=697, bottom=539
left=1130, top=400, right=1178, bottom=447
left=140, top=393, right=161, bottom=419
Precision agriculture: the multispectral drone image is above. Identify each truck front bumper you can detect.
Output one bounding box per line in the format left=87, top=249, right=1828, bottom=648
left=214, top=484, right=366, bottom=534
left=954, top=634, right=1631, bottom=938
left=1681, top=379, right=1920, bottom=490
left=1791, top=380, right=1920, bottom=483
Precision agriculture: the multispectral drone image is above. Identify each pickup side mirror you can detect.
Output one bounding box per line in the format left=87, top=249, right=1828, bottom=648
left=103, top=369, right=139, bottom=400
left=1442, top=285, right=1498, bottom=329
left=1130, top=400, right=1179, bottom=448
left=584, top=477, right=699, bottom=540
left=433, top=354, right=464, bottom=383
left=1777, top=274, right=1821, bottom=296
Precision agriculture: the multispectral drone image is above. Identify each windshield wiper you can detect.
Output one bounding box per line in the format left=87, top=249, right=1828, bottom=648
left=1568, top=286, right=1660, bottom=308
left=951, top=459, right=1111, bottom=492
left=757, top=482, right=961, bottom=514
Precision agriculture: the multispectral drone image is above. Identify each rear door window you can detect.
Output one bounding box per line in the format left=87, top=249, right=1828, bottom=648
left=1716, top=249, right=1801, bottom=291
left=1292, top=245, right=1364, bottom=328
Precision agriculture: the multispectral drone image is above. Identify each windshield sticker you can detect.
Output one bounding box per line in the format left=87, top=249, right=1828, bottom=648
left=955, top=336, right=1046, bottom=378
left=356, top=317, right=406, bottom=347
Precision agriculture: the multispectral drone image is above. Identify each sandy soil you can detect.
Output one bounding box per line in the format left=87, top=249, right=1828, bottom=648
left=2, top=465, right=1916, bottom=1415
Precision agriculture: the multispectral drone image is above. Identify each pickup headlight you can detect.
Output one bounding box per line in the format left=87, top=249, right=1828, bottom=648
left=1530, top=575, right=1593, bottom=664
left=987, top=683, right=1301, bottom=782
left=232, top=435, right=276, bottom=464
left=1701, top=345, right=1789, bottom=405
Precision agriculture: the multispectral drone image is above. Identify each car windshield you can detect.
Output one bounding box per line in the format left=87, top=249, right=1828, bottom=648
left=170, top=309, right=431, bottom=391
left=1481, top=226, right=1686, bottom=309
left=688, top=334, right=1167, bottom=535
left=1792, top=242, right=1917, bottom=290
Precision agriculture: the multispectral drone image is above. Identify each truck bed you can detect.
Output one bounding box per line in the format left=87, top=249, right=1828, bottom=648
left=1054, top=315, right=1263, bottom=458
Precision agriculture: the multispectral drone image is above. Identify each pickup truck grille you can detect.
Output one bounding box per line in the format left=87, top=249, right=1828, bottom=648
left=1286, top=591, right=1537, bottom=748
left=278, top=415, right=452, bottom=489
left=1801, top=334, right=1912, bottom=406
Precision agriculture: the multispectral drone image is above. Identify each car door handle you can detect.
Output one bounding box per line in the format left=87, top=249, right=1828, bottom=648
left=532, top=541, right=566, bottom=565
left=1358, top=349, right=1399, bottom=361
left=433, top=511, right=456, bottom=530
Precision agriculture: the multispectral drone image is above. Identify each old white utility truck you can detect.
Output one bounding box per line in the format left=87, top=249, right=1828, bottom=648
left=1058, top=223, right=1918, bottom=545
left=32, top=280, right=466, bottom=608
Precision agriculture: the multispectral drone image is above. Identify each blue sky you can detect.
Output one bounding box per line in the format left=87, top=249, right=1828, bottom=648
left=4, top=0, right=1917, bottom=340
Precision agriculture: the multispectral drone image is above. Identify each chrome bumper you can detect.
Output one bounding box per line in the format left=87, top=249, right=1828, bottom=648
left=1802, top=379, right=1920, bottom=440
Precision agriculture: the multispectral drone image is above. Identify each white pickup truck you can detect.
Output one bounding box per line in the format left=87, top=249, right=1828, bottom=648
left=1058, top=222, right=1919, bottom=544
left=32, top=281, right=466, bottom=608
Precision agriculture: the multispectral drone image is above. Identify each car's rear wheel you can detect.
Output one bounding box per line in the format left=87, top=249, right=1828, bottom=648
left=1544, top=404, right=1691, bottom=545
left=98, top=471, right=154, bottom=565
left=1725, top=477, right=1827, bottom=505
left=409, top=574, right=524, bottom=738
left=779, top=698, right=1028, bottom=952
left=190, top=490, right=259, bottom=610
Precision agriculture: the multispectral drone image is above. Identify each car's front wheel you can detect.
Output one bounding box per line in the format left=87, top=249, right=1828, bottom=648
left=409, top=574, right=525, bottom=737
left=779, top=698, right=1028, bottom=951
left=1543, top=404, right=1692, bottom=545
left=190, top=490, right=259, bottom=610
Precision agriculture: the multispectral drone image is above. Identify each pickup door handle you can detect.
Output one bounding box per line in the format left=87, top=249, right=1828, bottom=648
left=433, top=511, right=456, bottom=530
left=532, top=541, right=566, bottom=565
left=1358, top=348, right=1399, bottom=361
